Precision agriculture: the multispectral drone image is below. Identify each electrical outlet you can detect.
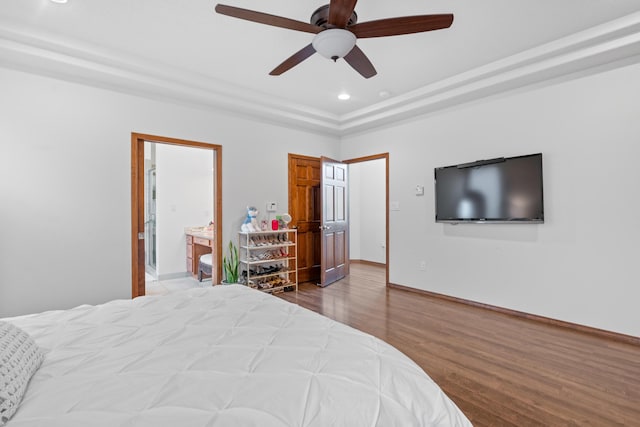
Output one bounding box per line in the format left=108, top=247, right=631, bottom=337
left=419, top=261, right=427, bottom=271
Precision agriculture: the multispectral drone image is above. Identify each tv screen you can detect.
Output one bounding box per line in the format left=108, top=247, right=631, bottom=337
left=434, top=153, right=544, bottom=223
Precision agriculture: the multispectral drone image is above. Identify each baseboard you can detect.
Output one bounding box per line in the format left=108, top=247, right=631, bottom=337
left=388, top=282, right=640, bottom=346
left=350, top=259, right=386, bottom=267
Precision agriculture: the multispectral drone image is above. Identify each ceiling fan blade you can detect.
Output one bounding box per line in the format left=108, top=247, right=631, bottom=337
left=328, top=0, right=358, bottom=28
left=270, top=44, right=317, bottom=76
left=343, top=45, right=377, bottom=79
left=215, top=4, right=322, bottom=34
left=350, top=14, right=454, bottom=38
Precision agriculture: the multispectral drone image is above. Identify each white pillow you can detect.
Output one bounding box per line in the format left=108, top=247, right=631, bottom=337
left=0, top=321, right=45, bottom=426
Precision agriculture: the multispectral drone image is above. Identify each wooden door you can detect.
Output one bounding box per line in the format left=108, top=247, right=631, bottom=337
left=288, top=154, right=321, bottom=284
left=320, top=157, right=349, bottom=287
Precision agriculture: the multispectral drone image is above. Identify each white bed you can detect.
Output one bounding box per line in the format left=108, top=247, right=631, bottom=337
left=4, top=285, right=471, bottom=426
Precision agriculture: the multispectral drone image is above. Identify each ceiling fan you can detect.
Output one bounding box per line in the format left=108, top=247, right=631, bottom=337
left=215, top=1, right=453, bottom=79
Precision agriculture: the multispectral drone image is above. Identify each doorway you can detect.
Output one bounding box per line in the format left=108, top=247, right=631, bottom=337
left=344, top=153, right=389, bottom=286
left=131, top=133, right=223, bottom=298
left=288, top=152, right=389, bottom=286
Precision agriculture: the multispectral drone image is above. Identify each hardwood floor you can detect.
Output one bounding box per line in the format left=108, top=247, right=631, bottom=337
left=278, top=263, right=640, bottom=426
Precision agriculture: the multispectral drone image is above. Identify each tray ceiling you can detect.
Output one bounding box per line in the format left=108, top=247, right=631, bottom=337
left=1, top=1, right=639, bottom=135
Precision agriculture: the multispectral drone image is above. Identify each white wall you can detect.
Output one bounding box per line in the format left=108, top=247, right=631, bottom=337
left=340, top=63, right=640, bottom=338
left=349, top=160, right=386, bottom=264
left=155, top=144, right=213, bottom=278
left=2, top=62, right=638, bottom=338
left=0, top=67, right=338, bottom=317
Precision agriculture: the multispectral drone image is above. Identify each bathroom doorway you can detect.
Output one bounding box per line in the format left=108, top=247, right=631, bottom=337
left=131, top=133, right=222, bottom=298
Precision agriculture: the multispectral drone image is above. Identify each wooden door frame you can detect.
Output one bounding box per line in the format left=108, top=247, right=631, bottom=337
left=288, top=152, right=390, bottom=287
left=131, top=133, right=223, bottom=298
left=343, top=153, right=390, bottom=287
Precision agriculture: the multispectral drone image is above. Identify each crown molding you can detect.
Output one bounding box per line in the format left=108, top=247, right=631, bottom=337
left=0, top=22, right=342, bottom=136
left=339, top=11, right=640, bottom=135
left=1, top=12, right=639, bottom=138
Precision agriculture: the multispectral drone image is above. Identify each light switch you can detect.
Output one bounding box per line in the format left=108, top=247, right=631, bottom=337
left=415, top=185, right=424, bottom=196
left=390, top=201, right=400, bottom=211
left=267, top=202, right=277, bottom=212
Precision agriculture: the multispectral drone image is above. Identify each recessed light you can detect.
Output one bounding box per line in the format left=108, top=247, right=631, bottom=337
left=50, top=0, right=68, bottom=3
left=338, top=93, right=351, bottom=101
left=379, top=90, right=391, bottom=98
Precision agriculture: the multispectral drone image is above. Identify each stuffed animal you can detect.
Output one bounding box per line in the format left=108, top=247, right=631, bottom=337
left=241, top=206, right=260, bottom=232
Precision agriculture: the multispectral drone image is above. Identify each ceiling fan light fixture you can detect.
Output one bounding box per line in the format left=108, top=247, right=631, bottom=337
left=312, top=29, right=356, bottom=61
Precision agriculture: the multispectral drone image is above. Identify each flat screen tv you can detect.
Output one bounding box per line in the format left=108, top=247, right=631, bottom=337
left=434, top=153, right=544, bottom=223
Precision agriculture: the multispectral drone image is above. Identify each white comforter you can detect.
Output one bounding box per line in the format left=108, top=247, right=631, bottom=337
left=7, top=285, right=471, bottom=426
